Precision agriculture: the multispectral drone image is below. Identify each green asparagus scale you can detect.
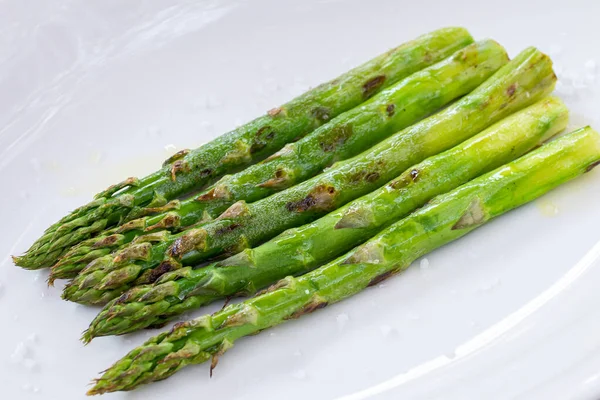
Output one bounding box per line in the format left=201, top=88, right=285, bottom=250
left=14, top=28, right=474, bottom=270
left=84, top=96, right=568, bottom=340
left=64, top=47, right=557, bottom=305
left=49, top=39, right=506, bottom=282
left=88, top=127, right=600, bottom=395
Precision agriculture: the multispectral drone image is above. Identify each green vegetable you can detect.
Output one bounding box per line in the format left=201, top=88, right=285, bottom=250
left=14, top=27, right=474, bottom=270
left=83, top=96, right=568, bottom=340
left=63, top=46, right=557, bottom=305
left=49, top=39, right=507, bottom=282
left=87, top=126, right=600, bottom=395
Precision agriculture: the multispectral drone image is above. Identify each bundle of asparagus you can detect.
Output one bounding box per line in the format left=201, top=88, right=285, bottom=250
left=62, top=45, right=554, bottom=305
left=11, top=25, right=599, bottom=397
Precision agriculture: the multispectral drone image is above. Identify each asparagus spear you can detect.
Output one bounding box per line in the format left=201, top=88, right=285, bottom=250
left=14, top=27, right=474, bottom=270
left=63, top=47, right=557, bottom=305
left=88, top=127, right=600, bottom=395
left=83, top=96, right=568, bottom=340
left=49, top=39, right=508, bottom=282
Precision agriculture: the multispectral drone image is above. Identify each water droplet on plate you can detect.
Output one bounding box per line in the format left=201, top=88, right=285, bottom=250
left=419, top=258, right=430, bottom=269
left=164, top=143, right=177, bottom=152
left=293, top=349, right=302, bottom=357
left=11, top=342, right=29, bottom=363
left=336, top=312, right=349, bottom=329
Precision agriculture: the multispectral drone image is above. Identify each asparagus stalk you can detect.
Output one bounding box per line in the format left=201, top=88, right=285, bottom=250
left=14, top=27, right=474, bottom=270
left=83, top=96, right=568, bottom=340
left=63, top=47, right=557, bottom=305
left=49, top=39, right=508, bottom=282
left=88, top=127, right=600, bottom=395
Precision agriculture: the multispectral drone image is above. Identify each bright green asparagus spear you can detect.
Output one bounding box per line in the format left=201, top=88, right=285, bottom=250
left=88, top=127, right=600, bottom=395
left=49, top=39, right=507, bottom=282
left=83, top=96, right=568, bottom=340
left=63, top=47, right=557, bottom=305
left=14, top=27, right=473, bottom=270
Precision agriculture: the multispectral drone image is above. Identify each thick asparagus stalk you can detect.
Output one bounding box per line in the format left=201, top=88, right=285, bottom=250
left=49, top=39, right=507, bottom=282
left=83, top=96, right=568, bottom=340
left=14, top=27, right=473, bottom=270
left=63, top=47, right=557, bottom=305
left=88, top=127, right=600, bottom=395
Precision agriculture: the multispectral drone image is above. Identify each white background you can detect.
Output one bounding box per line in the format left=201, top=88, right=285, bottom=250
left=1, top=1, right=600, bottom=399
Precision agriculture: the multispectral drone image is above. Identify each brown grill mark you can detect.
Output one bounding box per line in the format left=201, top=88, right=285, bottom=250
left=92, top=234, right=120, bottom=249
left=386, top=104, right=396, bottom=117
left=506, top=83, right=517, bottom=97
left=163, top=149, right=190, bottom=166
left=145, top=214, right=179, bottom=231
left=311, top=106, right=332, bottom=123
left=250, top=126, right=276, bottom=153
left=362, top=75, right=386, bottom=99
left=368, top=270, right=395, bottom=287
left=364, top=172, right=380, bottom=182
left=170, top=160, right=191, bottom=181
left=287, top=301, right=328, bottom=319
left=169, top=231, right=205, bottom=258
left=215, top=223, right=241, bottom=236
left=586, top=160, right=600, bottom=173
left=197, top=188, right=216, bottom=202
left=199, top=168, right=213, bottom=178
left=285, top=185, right=337, bottom=213
left=319, top=124, right=353, bottom=152
left=144, top=261, right=178, bottom=284
left=410, top=169, right=420, bottom=182
left=267, top=107, right=282, bottom=116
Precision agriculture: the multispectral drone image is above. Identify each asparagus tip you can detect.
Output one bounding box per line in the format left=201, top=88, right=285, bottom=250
left=81, top=330, right=93, bottom=345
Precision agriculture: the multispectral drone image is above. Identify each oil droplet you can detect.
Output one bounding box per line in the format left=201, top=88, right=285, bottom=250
left=537, top=199, right=559, bottom=217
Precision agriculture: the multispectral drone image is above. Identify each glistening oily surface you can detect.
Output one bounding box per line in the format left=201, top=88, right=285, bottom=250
left=1, top=1, right=600, bottom=399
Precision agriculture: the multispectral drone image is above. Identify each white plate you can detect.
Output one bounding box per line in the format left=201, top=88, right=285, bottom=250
left=2, top=1, right=600, bottom=399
